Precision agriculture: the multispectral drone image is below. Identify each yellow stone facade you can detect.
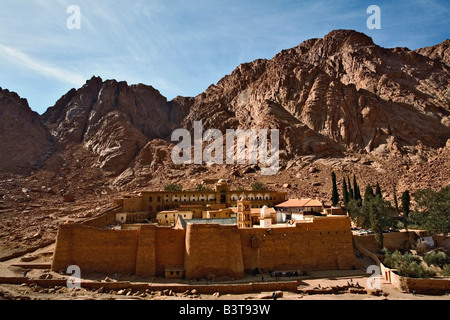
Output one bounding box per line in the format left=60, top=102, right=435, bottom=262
left=113, top=180, right=287, bottom=215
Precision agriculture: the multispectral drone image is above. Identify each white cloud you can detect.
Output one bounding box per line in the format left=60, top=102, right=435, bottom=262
left=0, top=44, right=86, bottom=87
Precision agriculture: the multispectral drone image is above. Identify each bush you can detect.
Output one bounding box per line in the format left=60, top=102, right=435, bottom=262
left=164, top=183, right=183, bottom=192
left=383, top=250, right=421, bottom=268
left=196, top=184, right=212, bottom=192
left=383, top=250, right=435, bottom=278
left=424, top=251, right=450, bottom=269
left=443, top=265, right=450, bottom=277
left=251, top=182, right=267, bottom=191
left=399, top=261, right=436, bottom=279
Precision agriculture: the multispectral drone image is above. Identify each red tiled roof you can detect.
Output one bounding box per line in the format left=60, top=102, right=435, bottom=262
left=275, top=199, right=323, bottom=208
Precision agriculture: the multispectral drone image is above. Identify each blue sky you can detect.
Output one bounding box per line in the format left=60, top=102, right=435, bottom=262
left=0, top=0, right=449, bottom=115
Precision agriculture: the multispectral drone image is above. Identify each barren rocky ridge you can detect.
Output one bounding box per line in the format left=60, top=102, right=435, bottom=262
left=0, top=29, right=449, bottom=257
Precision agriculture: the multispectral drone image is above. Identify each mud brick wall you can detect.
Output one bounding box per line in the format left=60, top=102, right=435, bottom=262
left=53, top=216, right=359, bottom=280
left=81, top=208, right=119, bottom=228
left=135, top=225, right=156, bottom=277
left=239, top=216, right=358, bottom=272
left=354, top=231, right=417, bottom=253
left=154, top=227, right=186, bottom=277
left=52, top=224, right=140, bottom=274
left=184, top=224, right=244, bottom=280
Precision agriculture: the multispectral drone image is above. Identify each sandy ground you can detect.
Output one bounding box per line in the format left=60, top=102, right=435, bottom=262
left=0, top=243, right=449, bottom=301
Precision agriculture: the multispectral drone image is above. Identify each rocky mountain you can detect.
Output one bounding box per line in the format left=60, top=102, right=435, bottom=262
left=40, top=76, right=191, bottom=175
left=184, top=30, right=449, bottom=158
left=415, top=39, right=450, bottom=67
left=0, top=88, right=52, bottom=175
left=0, top=29, right=449, bottom=203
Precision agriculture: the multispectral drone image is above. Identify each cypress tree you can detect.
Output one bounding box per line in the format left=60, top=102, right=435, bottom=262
left=375, top=182, right=382, bottom=198
left=393, top=185, right=400, bottom=215
left=401, top=190, right=411, bottom=230
left=342, top=178, right=349, bottom=206
left=353, top=175, right=362, bottom=203
left=347, top=176, right=354, bottom=200
left=364, top=184, right=375, bottom=204
left=331, top=172, right=339, bottom=206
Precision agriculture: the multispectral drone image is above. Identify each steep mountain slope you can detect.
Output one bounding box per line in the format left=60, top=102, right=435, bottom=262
left=0, top=88, right=52, bottom=174
left=41, top=76, right=191, bottom=175
left=183, top=30, right=449, bottom=161
left=415, top=39, right=450, bottom=67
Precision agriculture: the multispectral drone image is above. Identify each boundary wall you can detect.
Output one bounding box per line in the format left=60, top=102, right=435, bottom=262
left=0, top=277, right=298, bottom=294
left=353, top=234, right=450, bottom=295
left=52, top=216, right=360, bottom=280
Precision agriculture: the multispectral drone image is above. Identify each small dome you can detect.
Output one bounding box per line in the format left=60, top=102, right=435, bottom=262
left=261, top=206, right=271, bottom=218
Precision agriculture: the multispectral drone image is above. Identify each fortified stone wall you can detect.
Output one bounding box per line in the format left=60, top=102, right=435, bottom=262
left=155, top=227, right=186, bottom=276
left=135, top=225, right=156, bottom=277
left=52, top=224, right=140, bottom=274
left=354, top=232, right=417, bottom=253
left=52, top=216, right=359, bottom=280
left=184, top=224, right=244, bottom=280
left=240, top=216, right=358, bottom=272
left=81, top=207, right=120, bottom=228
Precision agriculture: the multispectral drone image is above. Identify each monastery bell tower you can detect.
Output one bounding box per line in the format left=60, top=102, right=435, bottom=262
left=215, top=179, right=230, bottom=205
left=237, top=195, right=252, bottom=228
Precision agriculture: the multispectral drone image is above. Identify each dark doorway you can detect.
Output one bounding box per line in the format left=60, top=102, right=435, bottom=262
left=220, top=192, right=226, bottom=204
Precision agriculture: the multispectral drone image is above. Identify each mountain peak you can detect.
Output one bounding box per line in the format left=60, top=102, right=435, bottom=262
left=324, top=29, right=374, bottom=44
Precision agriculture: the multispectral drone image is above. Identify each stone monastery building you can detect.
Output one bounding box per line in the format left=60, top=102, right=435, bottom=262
left=52, top=180, right=359, bottom=280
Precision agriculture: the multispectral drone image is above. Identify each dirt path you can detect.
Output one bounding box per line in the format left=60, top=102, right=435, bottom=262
left=0, top=243, right=449, bottom=301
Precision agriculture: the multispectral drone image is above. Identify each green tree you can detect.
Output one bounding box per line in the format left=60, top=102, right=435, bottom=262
left=364, top=184, right=375, bottom=204
left=363, top=196, right=396, bottom=249
left=383, top=250, right=436, bottom=279
left=353, top=175, right=362, bottom=203
left=443, top=265, right=450, bottom=276
left=346, top=198, right=363, bottom=227
left=251, top=182, right=267, bottom=191
left=410, top=186, right=450, bottom=237
left=164, top=183, right=183, bottom=192
left=375, top=182, right=382, bottom=198
left=331, top=172, right=339, bottom=206
left=342, top=178, right=350, bottom=206
left=347, top=176, right=354, bottom=200
left=401, top=190, right=411, bottom=231
left=393, top=185, right=400, bottom=216
left=424, top=251, right=450, bottom=269
left=196, top=184, right=212, bottom=192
